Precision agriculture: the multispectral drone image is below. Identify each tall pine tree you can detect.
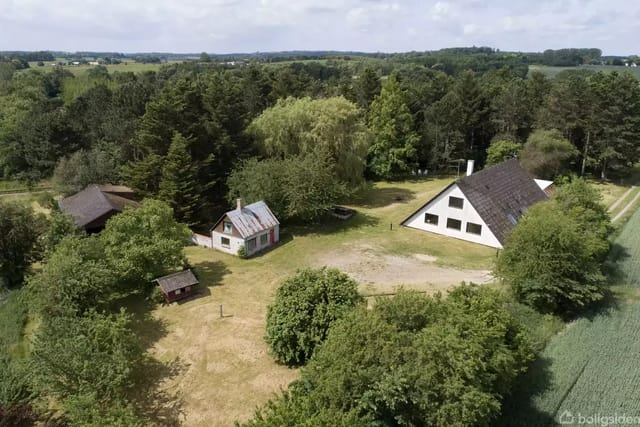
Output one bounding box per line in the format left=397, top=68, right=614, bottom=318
left=367, top=73, right=419, bottom=179
left=158, top=132, right=199, bottom=226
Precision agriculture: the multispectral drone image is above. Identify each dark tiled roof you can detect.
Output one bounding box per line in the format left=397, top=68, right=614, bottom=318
left=154, top=269, right=199, bottom=293
left=456, top=159, right=548, bottom=244
left=58, top=184, right=139, bottom=228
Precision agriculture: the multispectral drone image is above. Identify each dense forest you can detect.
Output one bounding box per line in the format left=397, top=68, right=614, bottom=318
left=1, top=47, right=639, bottom=227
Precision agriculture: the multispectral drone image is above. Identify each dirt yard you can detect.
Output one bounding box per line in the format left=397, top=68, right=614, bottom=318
left=313, top=243, right=493, bottom=295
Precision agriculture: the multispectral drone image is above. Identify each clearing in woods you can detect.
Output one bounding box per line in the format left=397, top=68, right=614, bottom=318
left=112, top=178, right=634, bottom=426
left=145, top=178, right=498, bottom=426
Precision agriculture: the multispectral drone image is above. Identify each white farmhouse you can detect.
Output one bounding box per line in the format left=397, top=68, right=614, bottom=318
left=402, top=159, right=548, bottom=248
left=210, top=199, right=280, bottom=256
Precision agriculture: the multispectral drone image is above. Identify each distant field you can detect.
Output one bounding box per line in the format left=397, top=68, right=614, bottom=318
left=26, top=60, right=178, bottom=75
left=498, top=206, right=640, bottom=426
left=529, top=64, right=640, bottom=79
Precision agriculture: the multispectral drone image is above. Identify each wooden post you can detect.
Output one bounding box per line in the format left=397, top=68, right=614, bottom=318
left=219, top=304, right=223, bottom=318
left=390, top=222, right=393, bottom=231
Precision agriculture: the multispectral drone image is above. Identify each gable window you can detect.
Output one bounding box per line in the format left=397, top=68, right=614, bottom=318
left=175, top=289, right=182, bottom=295
left=446, top=218, right=462, bottom=231
left=221, top=237, right=230, bottom=248
left=466, top=222, right=482, bottom=235
left=247, top=237, right=256, bottom=252
left=448, top=196, right=464, bottom=209
left=424, top=213, right=439, bottom=225
left=260, top=233, right=268, bottom=245
left=223, top=221, right=233, bottom=234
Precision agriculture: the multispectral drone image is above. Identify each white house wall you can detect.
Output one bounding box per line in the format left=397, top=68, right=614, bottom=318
left=403, top=184, right=503, bottom=248
left=211, top=225, right=280, bottom=256
left=211, top=231, right=245, bottom=255
left=244, top=225, right=279, bottom=256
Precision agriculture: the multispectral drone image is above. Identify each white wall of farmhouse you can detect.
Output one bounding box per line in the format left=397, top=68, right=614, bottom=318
left=403, top=184, right=502, bottom=248
left=211, top=224, right=280, bottom=256
left=211, top=231, right=245, bottom=255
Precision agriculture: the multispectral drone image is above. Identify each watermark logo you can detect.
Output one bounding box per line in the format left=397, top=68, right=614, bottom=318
left=558, top=411, right=640, bottom=426
left=560, top=411, right=575, bottom=425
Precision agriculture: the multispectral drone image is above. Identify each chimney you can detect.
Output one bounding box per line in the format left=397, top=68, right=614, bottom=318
left=466, top=160, right=475, bottom=177
left=236, top=198, right=244, bottom=211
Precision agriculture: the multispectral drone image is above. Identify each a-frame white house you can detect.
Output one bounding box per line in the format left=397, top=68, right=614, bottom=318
left=402, top=159, right=549, bottom=248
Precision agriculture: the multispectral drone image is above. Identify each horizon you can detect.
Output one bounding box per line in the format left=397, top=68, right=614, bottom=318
left=1, top=1, right=638, bottom=56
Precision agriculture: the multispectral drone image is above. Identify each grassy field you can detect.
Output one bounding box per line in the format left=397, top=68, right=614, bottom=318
left=0, top=289, right=30, bottom=360
left=26, top=61, right=173, bottom=75
left=528, top=64, right=640, bottom=79
left=497, top=206, right=640, bottom=426
left=146, top=178, right=498, bottom=426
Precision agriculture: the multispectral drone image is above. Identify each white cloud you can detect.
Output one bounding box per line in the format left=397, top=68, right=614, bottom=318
left=0, top=0, right=638, bottom=54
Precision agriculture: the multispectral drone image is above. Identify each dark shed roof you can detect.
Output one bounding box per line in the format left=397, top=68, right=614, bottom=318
left=456, top=159, right=548, bottom=244
left=58, top=184, right=139, bottom=229
left=154, top=269, right=199, bottom=293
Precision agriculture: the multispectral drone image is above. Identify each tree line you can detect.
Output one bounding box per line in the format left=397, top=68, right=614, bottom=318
left=1, top=54, right=639, bottom=228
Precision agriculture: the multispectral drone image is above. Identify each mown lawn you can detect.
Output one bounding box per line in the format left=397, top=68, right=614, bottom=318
left=146, top=178, right=498, bottom=426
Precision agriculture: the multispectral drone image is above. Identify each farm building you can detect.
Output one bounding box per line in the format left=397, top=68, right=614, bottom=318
left=58, top=184, right=139, bottom=233
left=402, top=159, right=548, bottom=248
left=209, top=199, right=279, bottom=256
left=154, top=269, right=199, bottom=302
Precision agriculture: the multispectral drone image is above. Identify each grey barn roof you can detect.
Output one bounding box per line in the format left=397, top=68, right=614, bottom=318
left=402, top=159, right=548, bottom=245
left=154, top=269, right=199, bottom=293
left=222, top=201, right=279, bottom=238
left=58, top=184, right=139, bottom=228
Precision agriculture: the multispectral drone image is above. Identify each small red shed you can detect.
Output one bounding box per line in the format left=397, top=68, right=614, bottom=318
left=154, top=269, right=199, bottom=302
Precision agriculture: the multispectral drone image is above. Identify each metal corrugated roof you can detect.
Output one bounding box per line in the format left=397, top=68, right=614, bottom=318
left=226, top=201, right=279, bottom=238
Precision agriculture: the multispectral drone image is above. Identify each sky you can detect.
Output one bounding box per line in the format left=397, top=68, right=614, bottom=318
left=0, top=0, right=638, bottom=55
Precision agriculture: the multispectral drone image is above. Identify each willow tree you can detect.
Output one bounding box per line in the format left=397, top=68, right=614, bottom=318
left=248, top=96, right=370, bottom=186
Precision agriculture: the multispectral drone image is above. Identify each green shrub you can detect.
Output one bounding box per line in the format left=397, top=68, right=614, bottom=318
left=265, top=268, right=364, bottom=366
left=237, top=245, right=247, bottom=259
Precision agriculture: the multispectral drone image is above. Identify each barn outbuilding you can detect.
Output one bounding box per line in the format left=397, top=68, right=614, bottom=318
left=58, top=184, right=139, bottom=233
left=402, top=159, right=549, bottom=248
left=209, top=199, right=280, bottom=257
left=154, top=269, right=199, bottom=303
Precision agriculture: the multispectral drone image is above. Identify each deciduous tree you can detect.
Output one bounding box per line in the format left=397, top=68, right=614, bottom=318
left=265, top=268, right=363, bottom=366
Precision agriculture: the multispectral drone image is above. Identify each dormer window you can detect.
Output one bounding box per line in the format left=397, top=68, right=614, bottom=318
left=223, top=221, right=233, bottom=233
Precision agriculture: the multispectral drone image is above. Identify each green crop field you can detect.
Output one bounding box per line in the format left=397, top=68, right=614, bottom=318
left=498, top=207, right=640, bottom=426
left=529, top=64, right=640, bottom=79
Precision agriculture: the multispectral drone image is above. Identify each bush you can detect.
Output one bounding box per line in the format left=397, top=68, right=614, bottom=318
left=237, top=245, right=247, bottom=259
left=495, top=200, right=607, bottom=315
left=247, top=286, right=533, bottom=426
left=265, top=268, right=364, bottom=366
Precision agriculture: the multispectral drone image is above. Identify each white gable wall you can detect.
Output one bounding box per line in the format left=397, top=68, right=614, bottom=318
left=403, top=184, right=502, bottom=248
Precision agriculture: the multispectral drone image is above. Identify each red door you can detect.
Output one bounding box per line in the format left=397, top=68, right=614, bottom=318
left=269, top=229, right=275, bottom=244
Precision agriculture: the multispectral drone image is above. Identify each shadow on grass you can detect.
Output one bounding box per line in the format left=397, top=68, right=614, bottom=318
left=494, top=355, right=556, bottom=427
left=284, top=211, right=380, bottom=238
left=351, top=185, right=417, bottom=209
left=191, top=260, right=231, bottom=287
left=605, top=242, right=631, bottom=285
left=131, top=356, right=189, bottom=426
